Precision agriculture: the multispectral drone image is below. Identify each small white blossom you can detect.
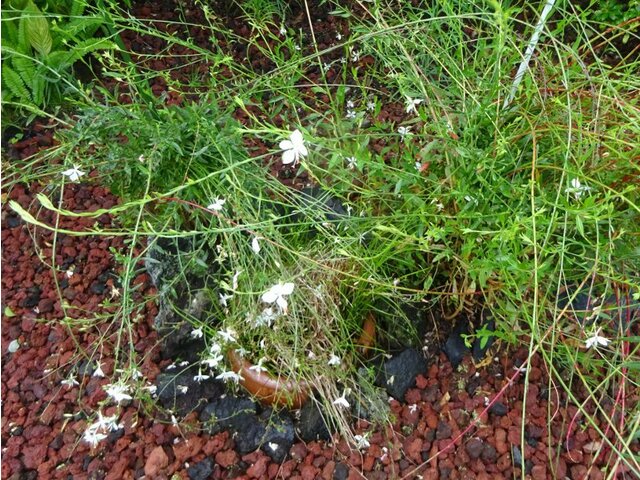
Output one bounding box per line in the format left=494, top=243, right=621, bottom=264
left=65, top=269, right=74, bottom=278
left=366, top=100, right=376, bottom=112
left=354, top=434, right=370, bottom=449
left=336, top=32, right=342, bottom=41
left=61, top=376, right=79, bottom=389
left=279, top=25, right=286, bottom=35
left=415, top=162, right=422, bottom=172
left=262, top=282, right=295, bottom=313
left=190, top=327, right=203, bottom=339
left=268, top=442, right=279, bottom=451
left=145, top=385, right=158, bottom=395
left=333, top=390, right=350, bottom=409
left=232, top=270, right=242, bottom=290
left=202, top=354, right=224, bottom=369
left=585, top=327, right=610, bottom=349
left=405, top=97, right=424, bottom=114
left=93, top=363, right=105, bottom=378
left=83, top=428, right=108, bottom=448
left=216, top=371, right=243, bottom=383
left=193, top=372, right=211, bottom=382
left=249, top=357, right=268, bottom=373
left=251, top=237, right=261, bottom=254
left=218, top=327, right=237, bottom=343
left=105, top=382, right=132, bottom=404
left=346, top=110, right=356, bottom=119
left=565, top=178, right=591, bottom=200
left=219, top=293, right=233, bottom=308
left=346, top=156, right=357, bottom=170
left=62, top=165, right=85, bottom=182
left=279, top=129, right=308, bottom=166
left=351, top=49, right=360, bottom=62
left=178, top=361, right=189, bottom=367
left=207, top=197, right=226, bottom=211
left=328, top=354, right=341, bottom=366
left=138, top=154, right=145, bottom=163
left=346, top=100, right=355, bottom=109
left=409, top=404, right=418, bottom=414
left=177, top=385, right=189, bottom=394
left=397, top=126, right=411, bottom=141
left=166, top=363, right=176, bottom=370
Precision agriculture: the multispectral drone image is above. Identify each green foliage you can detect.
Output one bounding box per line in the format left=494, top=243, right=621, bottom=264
left=1, top=0, right=116, bottom=117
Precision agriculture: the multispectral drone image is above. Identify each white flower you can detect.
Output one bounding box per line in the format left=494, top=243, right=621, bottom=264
left=585, top=328, right=610, bottom=349
left=216, top=371, right=243, bottom=383
left=207, top=197, right=226, bottom=211
left=254, top=307, right=278, bottom=327
left=177, top=385, right=189, bottom=394
left=251, top=237, right=261, bottom=254
left=190, top=327, right=203, bottom=339
left=346, top=157, right=357, bottom=170
left=232, top=270, right=242, bottom=290
left=62, top=165, right=85, bottom=182
left=279, top=25, right=286, bottom=35
left=219, top=293, right=233, bottom=307
left=249, top=357, right=268, bottom=373
left=333, top=391, right=350, bottom=409
left=83, top=428, right=108, bottom=448
left=262, top=282, right=295, bottom=313
left=346, top=110, right=356, bottom=120
left=268, top=442, right=279, bottom=451
left=351, top=50, right=360, bottom=62
left=104, top=382, right=132, bottom=404
left=415, top=162, right=422, bottom=172
left=202, top=354, right=223, bottom=369
left=565, top=178, right=591, bottom=200
left=405, top=97, right=423, bottom=114
left=409, top=404, right=418, bottom=414
left=346, top=100, right=355, bottom=109
left=328, top=354, right=341, bottom=366
left=218, top=327, right=237, bottom=343
left=397, top=126, right=411, bottom=141
left=166, top=363, right=176, bottom=370
left=93, top=363, right=105, bottom=378
left=193, top=372, right=211, bottom=382
left=366, top=100, right=376, bottom=112
left=65, top=269, right=74, bottom=278
left=61, top=376, right=79, bottom=389
left=178, top=361, right=189, bottom=367
left=354, top=434, right=370, bottom=449
left=96, top=411, right=122, bottom=432
left=144, top=385, right=158, bottom=395
left=336, top=32, right=342, bottom=41
left=279, top=129, right=308, bottom=166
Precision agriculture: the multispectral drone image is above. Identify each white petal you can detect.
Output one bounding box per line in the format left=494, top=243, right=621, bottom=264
left=279, top=139, right=293, bottom=151
left=276, top=296, right=288, bottom=312
left=297, top=143, right=308, bottom=157
left=262, top=289, right=279, bottom=304
left=280, top=282, right=295, bottom=295
left=290, top=129, right=304, bottom=146
left=251, top=237, right=261, bottom=254
left=282, top=149, right=297, bottom=165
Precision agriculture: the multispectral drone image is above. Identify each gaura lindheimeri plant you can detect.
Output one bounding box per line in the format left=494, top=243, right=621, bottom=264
left=207, top=197, right=226, bottom=211
left=279, top=129, right=308, bottom=165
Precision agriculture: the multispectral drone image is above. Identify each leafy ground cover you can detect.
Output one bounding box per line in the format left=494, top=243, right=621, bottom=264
left=2, top=0, right=639, bottom=478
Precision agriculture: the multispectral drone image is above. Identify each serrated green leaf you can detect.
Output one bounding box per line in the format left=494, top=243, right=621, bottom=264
left=24, top=4, right=52, bottom=56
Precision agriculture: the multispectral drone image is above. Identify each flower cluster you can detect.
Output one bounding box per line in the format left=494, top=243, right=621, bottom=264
left=83, top=411, right=123, bottom=448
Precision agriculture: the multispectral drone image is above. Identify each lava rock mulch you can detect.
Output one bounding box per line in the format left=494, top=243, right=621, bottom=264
left=3, top=174, right=639, bottom=479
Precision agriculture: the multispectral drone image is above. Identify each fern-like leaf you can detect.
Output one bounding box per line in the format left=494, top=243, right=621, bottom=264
left=12, top=56, right=36, bottom=86
left=2, top=65, right=32, bottom=103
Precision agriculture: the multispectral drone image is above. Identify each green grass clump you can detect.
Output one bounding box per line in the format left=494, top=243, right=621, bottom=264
left=3, top=0, right=639, bottom=467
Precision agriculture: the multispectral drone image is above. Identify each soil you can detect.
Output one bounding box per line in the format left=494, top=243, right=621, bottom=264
left=2, top=1, right=639, bottom=479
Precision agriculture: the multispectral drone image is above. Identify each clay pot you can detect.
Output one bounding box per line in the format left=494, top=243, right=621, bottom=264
left=229, top=313, right=377, bottom=408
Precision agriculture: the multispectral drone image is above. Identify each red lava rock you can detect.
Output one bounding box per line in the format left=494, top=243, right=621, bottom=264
left=215, top=449, right=239, bottom=468
left=404, top=437, right=423, bottom=463
left=21, top=443, right=47, bottom=470
left=531, top=464, right=547, bottom=479
left=322, top=460, right=336, bottom=479
left=144, top=446, right=169, bottom=477
left=290, top=442, right=307, bottom=462
left=571, top=464, right=588, bottom=479
left=496, top=452, right=511, bottom=472
left=246, top=456, right=269, bottom=478
left=173, top=436, right=203, bottom=463
left=300, top=464, right=319, bottom=480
